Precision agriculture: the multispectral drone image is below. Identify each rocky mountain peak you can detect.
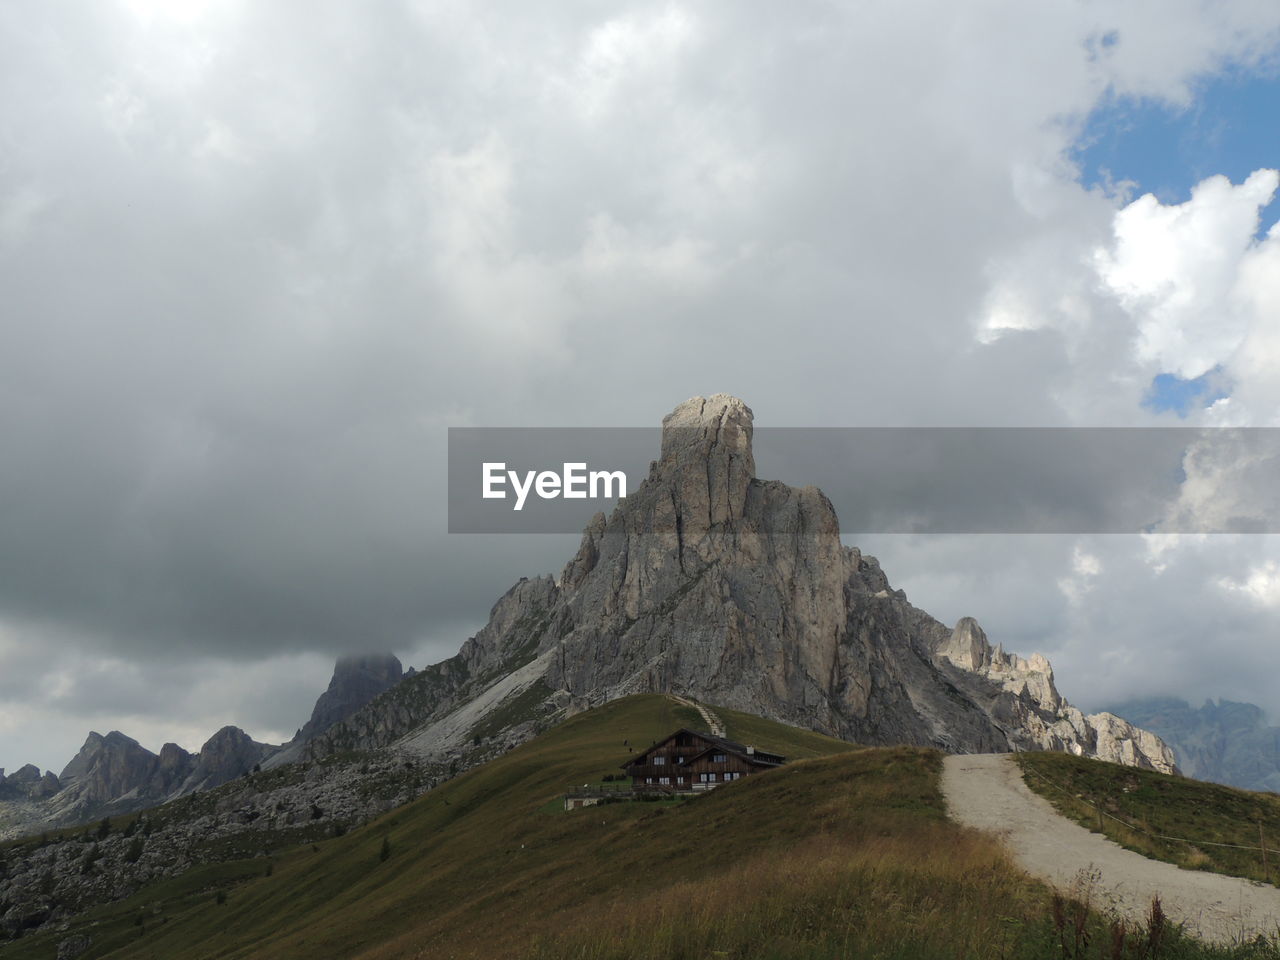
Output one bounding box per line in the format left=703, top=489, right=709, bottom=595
left=940, top=617, right=991, bottom=672
left=56, top=731, right=158, bottom=806
left=59, top=732, right=144, bottom=782
left=158, top=742, right=192, bottom=766
left=176, top=726, right=272, bottom=794
left=653, top=394, right=757, bottom=535
left=659, top=393, right=755, bottom=476
left=294, top=653, right=405, bottom=746
left=305, top=394, right=1178, bottom=776
left=0, top=762, right=61, bottom=802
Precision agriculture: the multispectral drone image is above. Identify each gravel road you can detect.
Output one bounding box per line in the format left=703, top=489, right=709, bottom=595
left=942, top=753, right=1280, bottom=945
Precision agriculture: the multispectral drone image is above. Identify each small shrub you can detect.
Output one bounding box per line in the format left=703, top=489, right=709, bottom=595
left=124, top=837, right=145, bottom=864
left=80, top=843, right=101, bottom=876
left=1145, top=896, right=1166, bottom=955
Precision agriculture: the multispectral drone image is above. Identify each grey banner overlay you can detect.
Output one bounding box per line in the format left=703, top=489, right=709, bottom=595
left=448, top=427, right=1280, bottom=534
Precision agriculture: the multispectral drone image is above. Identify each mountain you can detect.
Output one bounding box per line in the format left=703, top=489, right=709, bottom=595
left=297, top=654, right=406, bottom=744
left=1107, top=697, right=1280, bottom=792
left=0, top=394, right=1174, bottom=847
left=0, top=395, right=1188, bottom=945
left=0, top=655, right=404, bottom=841
left=0, top=764, right=60, bottom=801
left=264, top=654, right=406, bottom=769
left=31, top=726, right=274, bottom=831
left=305, top=394, right=1175, bottom=773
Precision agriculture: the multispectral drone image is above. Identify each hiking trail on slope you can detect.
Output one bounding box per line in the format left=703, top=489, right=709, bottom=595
left=943, top=753, right=1280, bottom=945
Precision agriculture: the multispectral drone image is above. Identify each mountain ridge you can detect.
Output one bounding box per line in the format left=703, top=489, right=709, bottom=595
left=304, top=394, right=1177, bottom=773
left=0, top=394, right=1179, bottom=846
left=0, top=653, right=406, bottom=840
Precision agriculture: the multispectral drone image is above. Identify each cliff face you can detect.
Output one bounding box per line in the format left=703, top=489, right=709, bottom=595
left=310, top=395, right=1175, bottom=773
left=296, top=655, right=405, bottom=744
left=0, top=764, right=60, bottom=801
left=936, top=619, right=1177, bottom=770
left=57, top=732, right=160, bottom=807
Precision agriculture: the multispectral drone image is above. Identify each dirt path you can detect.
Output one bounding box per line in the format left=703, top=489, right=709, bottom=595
left=668, top=695, right=725, bottom=738
left=942, top=753, right=1280, bottom=945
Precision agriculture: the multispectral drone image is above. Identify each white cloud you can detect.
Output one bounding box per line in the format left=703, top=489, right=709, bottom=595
left=1095, top=170, right=1279, bottom=380
left=571, top=7, right=698, bottom=119
left=1058, top=543, right=1103, bottom=605
left=1219, top=560, right=1280, bottom=608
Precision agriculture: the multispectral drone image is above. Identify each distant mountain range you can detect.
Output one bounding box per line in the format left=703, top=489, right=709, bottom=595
left=1107, top=698, right=1280, bottom=793
left=0, top=654, right=406, bottom=840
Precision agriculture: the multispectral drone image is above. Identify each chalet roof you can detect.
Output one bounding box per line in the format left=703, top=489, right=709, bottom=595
left=682, top=744, right=784, bottom=769
left=621, top=727, right=786, bottom=769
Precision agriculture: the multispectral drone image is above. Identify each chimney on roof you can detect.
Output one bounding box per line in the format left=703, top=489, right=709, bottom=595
left=746, top=745, right=755, bottom=755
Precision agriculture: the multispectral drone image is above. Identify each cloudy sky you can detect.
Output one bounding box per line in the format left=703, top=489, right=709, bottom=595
left=3, top=1, right=1280, bottom=772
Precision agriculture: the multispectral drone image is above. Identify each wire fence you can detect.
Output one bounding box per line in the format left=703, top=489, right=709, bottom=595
left=1016, top=756, right=1275, bottom=882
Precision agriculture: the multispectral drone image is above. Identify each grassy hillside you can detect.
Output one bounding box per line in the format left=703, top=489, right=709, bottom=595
left=1018, top=751, right=1280, bottom=887
left=3, top=698, right=1271, bottom=960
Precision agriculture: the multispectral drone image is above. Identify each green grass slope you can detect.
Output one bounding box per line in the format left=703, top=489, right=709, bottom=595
left=1018, top=751, right=1280, bottom=887
left=5, top=698, right=1273, bottom=960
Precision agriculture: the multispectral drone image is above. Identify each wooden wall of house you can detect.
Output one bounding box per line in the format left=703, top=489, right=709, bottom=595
left=684, top=751, right=760, bottom=785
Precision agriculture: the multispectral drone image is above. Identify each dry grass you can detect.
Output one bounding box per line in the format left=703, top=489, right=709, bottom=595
left=519, top=824, right=1044, bottom=960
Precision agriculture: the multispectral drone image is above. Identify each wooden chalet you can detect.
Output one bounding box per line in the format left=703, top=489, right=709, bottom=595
left=622, top=728, right=785, bottom=792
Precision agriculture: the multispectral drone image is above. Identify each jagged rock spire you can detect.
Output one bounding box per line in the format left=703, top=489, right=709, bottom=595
left=304, top=393, right=1178, bottom=776
left=657, top=394, right=756, bottom=529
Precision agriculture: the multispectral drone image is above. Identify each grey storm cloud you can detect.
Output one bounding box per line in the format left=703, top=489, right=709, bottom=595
left=3, top=0, right=1280, bottom=769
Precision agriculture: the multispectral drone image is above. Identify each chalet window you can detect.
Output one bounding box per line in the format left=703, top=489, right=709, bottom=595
left=677, top=776, right=685, bottom=783
left=676, top=756, right=685, bottom=764
left=653, top=756, right=666, bottom=765
left=700, top=773, right=716, bottom=782
left=659, top=777, right=670, bottom=785
left=645, top=777, right=653, bottom=784
left=712, top=754, right=726, bottom=763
